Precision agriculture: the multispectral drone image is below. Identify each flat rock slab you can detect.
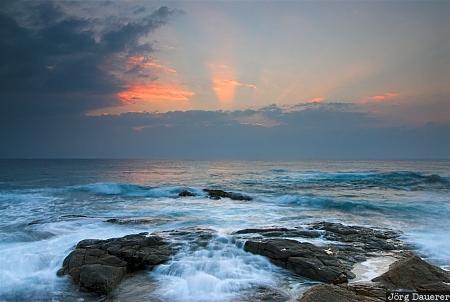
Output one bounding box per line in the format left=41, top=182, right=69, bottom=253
left=233, top=227, right=321, bottom=238
left=309, top=222, right=404, bottom=252
left=58, top=233, right=172, bottom=294
left=244, top=239, right=354, bottom=284
left=299, top=284, right=385, bottom=302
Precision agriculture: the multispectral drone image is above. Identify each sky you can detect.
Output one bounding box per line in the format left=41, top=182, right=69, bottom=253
left=0, top=0, right=449, bottom=159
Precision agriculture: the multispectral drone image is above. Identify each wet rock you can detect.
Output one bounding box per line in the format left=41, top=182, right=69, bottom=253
left=299, top=255, right=450, bottom=301
left=299, top=284, right=384, bottom=302
left=372, top=255, right=450, bottom=292
left=79, top=264, right=126, bottom=294
left=105, top=217, right=173, bottom=225
left=178, top=190, right=196, bottom=197
left=204, top=189, right=252, bottom=201
left=244, top=239, right=353, bottom=284
left=159, top=227, right=216, bottom=249
left=58, top=233, right=172, bottom=294
left=233, top=227, right=321, bottom=238
left=239, top=286, right=291, bottom=302
left=309, top=222, right=404, bottom=252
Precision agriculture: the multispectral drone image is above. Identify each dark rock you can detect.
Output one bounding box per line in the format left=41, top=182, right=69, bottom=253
left=233, top=227, right=321, bottom=238
left=105, top=217, right=173, bottom=225
left=178, top=190, right=196, bottom=197
left=372, top=255, right=450, bottom=292
left=58, top=233, right=172, bottom=294
left=244, top=239, right=353, bottom=283
left=309, top=222, right=404, bottom=252
left=299, top=284, right=384, bottom=302
left=299, top=255, right=450, bottom=301
left=203, top=189, right=252, bottom=201
left=79, top=264, right=126, bottom=294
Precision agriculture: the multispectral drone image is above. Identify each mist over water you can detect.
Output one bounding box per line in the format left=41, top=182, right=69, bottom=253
left=0, top=160, right=449, bottom=301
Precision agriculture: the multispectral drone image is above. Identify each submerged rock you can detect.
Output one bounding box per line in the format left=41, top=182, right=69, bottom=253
left=57, top=233, right=172, bottom=294
left=178, top=190, right=196, bottom=197
left=372, top=255, right=450, bottom=292
left=244, top=239, right=354, bottom=283
left=158, top=227, right=216, bottom=250
left=204, top=189, right=252, bottom=201
left=239, top=286, right=291, bottom=302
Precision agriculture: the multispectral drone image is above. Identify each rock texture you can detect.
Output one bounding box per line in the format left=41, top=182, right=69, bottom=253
left=203, top=189, right=252, bottom=201
left=233, top=227, right=321, bottom=238
left=244, top=239, right=354, bottom=283
left=299, top=255, right=450, bottom=302
left=299, top=284, right=384, bottom=302
left=309, top=222, right=404, bottom=252
left=57, top=233, right=172, bottom=294
left=372, top=255, right=450, bottom=292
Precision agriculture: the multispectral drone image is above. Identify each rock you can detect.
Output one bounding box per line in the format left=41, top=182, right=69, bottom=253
left=158, top=227, right=216, bottom=249
left=309, top=222, right=404, bottom=252
left=105, top=217, right=173, bottom=225
left=299, top=284, right=384, bottom=302
left=203, top=189, right=252, bottom=201
left=79, top=264, right=126, bottom=294
left=238, top=286, right=291, bottom=302
left=58, top=233, right=172, bottom=294
left=299, top=255, right=450, bottom=301
left=244, top=239, right=353, bottom=283
left=372, top=255, right=450, bottom=292
left=233, top=227, right=321, bottom=238
left=178, top=190, right=196, bottom=197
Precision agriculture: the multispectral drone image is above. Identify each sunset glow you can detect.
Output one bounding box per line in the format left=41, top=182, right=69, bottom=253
left=127, top=55, right=177, bottom=74
left=368, top=92, right=400, bottom=102
left=118, top=83, right=194, bottom=103
left=209, top=63, right=256, bottom=108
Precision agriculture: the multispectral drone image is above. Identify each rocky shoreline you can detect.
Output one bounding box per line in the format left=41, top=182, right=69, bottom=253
left=57, top=221, right=449, bottom=300
left=57, top=233, right=172, bottom=294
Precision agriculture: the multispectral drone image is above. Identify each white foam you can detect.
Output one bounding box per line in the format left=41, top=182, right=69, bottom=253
left=0, top=220, right=140, bottom=297
left=151, top=236, right=278, bottom=302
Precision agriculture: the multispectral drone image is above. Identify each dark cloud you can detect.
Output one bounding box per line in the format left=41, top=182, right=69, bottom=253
left=0, top=1, right=176, bottom=116
left=1, top=104, right=448, bottom=159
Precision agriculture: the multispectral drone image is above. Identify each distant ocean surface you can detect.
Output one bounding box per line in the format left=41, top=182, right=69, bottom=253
left=0, top=160, right=449, bottom=301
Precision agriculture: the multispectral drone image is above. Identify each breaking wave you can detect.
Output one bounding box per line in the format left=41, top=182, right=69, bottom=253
left=71, top=183, right=204, bottom=198
left=269, top=194, right=450, bottom=216
left=269, top=171, right=450, bottom=190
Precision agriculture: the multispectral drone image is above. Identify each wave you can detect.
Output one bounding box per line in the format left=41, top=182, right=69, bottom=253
left=151, top=236, right=281, bottom=302
left=71, top=183, right=204, bottom=198
left=269, top=194, right=450, bottom=217
left=269, top=171, right=450, bottom=190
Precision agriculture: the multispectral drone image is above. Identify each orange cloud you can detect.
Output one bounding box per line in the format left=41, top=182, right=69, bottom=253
left=306, top=97, right=324, bottom=103
left=209, top=63, right=256, bottom=108
left=118, top=83, right=194, bottom=103
left=127, top=55, right=177, bottom=74
left=368, top=92, right=400, bottom=102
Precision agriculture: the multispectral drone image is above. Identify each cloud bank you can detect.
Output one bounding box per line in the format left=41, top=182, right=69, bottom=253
left=1, top=103, right=448, bottom=159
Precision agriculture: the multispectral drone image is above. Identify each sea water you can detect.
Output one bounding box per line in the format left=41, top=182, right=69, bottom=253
left=0, top=160, right=448, bottom=301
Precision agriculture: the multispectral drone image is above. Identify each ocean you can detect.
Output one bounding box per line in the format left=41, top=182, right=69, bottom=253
left=0, top=159, right=449, bottom=301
